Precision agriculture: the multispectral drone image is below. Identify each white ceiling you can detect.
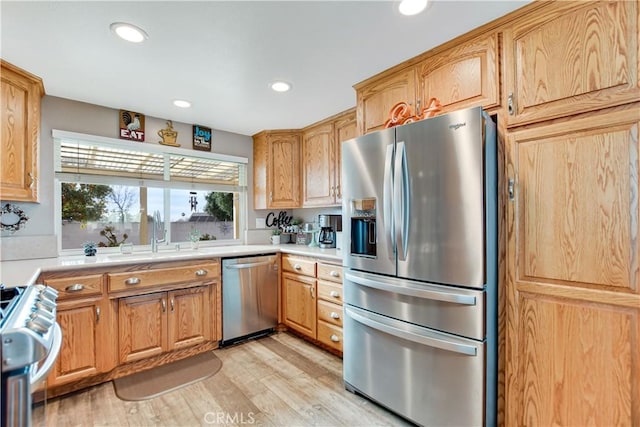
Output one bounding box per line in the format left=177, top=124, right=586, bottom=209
left=1, top=1, right=530, bottom=136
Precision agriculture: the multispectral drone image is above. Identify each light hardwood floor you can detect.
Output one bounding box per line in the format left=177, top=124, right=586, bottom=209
left=34, top=332, right=411, bottom=426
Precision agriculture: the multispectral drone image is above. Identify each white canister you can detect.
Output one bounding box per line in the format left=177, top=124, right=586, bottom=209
left=335, top=231, right=343, bottom=250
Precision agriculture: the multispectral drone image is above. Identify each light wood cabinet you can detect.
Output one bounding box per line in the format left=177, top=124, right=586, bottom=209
left=302, top=122, right=335, bottom=207
left=41, top=274, right=115, bottom=387
left=118, top=285, right=212, bottom=363
left=301, top=108, right=356, bottom=207
left=281, top=254, right=317, bottom=338
left=503, top=0, right=639, bottom=127
left=332, top=109, right=357, bottom=205
left=0, top=60, right=44, bottom=202
left=355, top=67, right=416, bottom=135
left=416, top=32, right=500, bottom=114
left=505, top=107, right=640, bottom=426
left=252, top=130, right=301, bottom=209
left=280, top=254, right=344, bottom=353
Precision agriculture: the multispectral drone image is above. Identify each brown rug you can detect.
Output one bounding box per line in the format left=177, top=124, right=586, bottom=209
left=113, top=351, right=222, bottom=401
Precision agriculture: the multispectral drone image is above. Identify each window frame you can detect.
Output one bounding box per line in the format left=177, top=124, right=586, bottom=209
left=52, top=129, right=248, bottom=255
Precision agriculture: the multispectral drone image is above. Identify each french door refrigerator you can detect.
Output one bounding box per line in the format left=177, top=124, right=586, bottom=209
left=342, top=106, right=497, bottom=427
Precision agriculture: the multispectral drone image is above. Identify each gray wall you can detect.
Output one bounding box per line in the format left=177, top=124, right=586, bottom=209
left=0, top=95, right=255, bottom=259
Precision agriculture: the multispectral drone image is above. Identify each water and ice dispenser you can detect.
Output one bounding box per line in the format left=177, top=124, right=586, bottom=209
left=349, top=198, right=377, bottom=258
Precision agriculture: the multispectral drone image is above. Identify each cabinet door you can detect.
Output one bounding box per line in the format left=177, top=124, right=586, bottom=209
left=333, top=110, right=357, bottom=205
left=48, top=298, right=110, bottom=386
left=168, top=286, right=211, bottom=350
left=504, top=1, right=639, bottom=126
left=0, top=61, right=43, bottom=202
left=417, top=32, right=499, bottom=113
left=282, top=272, right=316, bottom=338
left=118, top=292, right=168, bottom=363
left=505, top=108, right=640, bottom=426
left=302, top=122, right=335, bottom=207
left=268, top=132, right=301, bottom=208
left=356, top=67, right=416, bottom=135
left=252, top=132, right=268, bottom=209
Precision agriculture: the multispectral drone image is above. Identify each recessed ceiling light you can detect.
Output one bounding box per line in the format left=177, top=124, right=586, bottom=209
left=398, top=0, right=428, bottom=16
left=271, top=81, right=291, bottom=92
left=110, top=22, right=148, bottom=43
left=173, top=100, right=191, bottom=108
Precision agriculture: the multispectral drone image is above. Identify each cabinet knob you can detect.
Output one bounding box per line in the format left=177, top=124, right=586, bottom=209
left=329, top=290, right=340, bottom=298
left=330, top=334, right=340, bottom=343
left=294, top=264, right=302, bottom=270
left=96, top=307, right=101, bottom=322
left=330, top=312, right=340, bottom=319
left=65, top=283, right=85, bottom=292
left=195, top=269, right=208, bottom=277
left=124, top=277, right=141, bottom=286
left=330, top=270, right=339, bottom=278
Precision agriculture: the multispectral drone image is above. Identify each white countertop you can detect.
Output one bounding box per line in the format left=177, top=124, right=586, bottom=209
left=0, top=244, right=343, bottom=287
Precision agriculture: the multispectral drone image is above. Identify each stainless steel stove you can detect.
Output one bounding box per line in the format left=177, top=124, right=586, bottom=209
left=1, top=284, right=62, bottom=427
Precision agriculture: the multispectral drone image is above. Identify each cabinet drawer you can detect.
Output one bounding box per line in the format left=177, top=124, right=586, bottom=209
left=317, top=321, right=343, bottom=352
left=108, top=264, right=217, bottom=293
left=317, top=300, right=343, bottom=327
left=317, top=263, right=343, bottom=283
left=317, top=280, right=343, bottom=304
left=43, top=274, right=103, bottom=299
left=282, top=255, right=316, bottom=277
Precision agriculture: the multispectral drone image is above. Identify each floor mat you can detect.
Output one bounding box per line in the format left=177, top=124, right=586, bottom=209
left=113, top=351, right=222, bottom=401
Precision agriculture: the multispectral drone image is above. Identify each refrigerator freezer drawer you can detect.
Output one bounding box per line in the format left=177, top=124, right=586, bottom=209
left=344, top=270, right=485, bottom=340
left=344, top=305, right=486, bottom=427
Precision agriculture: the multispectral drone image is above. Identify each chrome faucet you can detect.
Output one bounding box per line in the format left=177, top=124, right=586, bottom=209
left=151, top=210, right=166, bottom=253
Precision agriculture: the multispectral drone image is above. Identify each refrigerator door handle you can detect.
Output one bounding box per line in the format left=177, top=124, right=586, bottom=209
left=344, top=271, right=477, bottom=305
left=346, top=306, right=478, bottom=356
left=383, top=144, right=395, bottom=258
left=394, top=141, right=409, bottom=260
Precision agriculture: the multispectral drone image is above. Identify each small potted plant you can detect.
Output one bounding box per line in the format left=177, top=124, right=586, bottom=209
left=83, top=241, right=97, bottom=257
left=271, top=228, right=282, bottom=245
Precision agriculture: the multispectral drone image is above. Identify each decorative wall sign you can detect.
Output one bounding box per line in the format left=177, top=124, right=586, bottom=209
left=265, top=211, right=292, bottom=228
left=119, top=109, right=146, bottom=142
left=158, top=120, right=180, bottom=147
left=384, top=98, right=443, bottom=129
left=0, top=203, right=29, bottom=233
left=192, top=125, right=212, bottom=151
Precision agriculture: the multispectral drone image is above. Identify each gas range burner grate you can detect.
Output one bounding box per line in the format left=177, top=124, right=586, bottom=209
left=0, top=285, right=24, bottom=325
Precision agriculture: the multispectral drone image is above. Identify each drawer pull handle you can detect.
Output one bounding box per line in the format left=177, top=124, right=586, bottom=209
left=329, top=290, right=340, bottom=298
left=96, top=307, right=101, bottom=322
left=124, top=277, right=141, bottom=286
left=330, top=334, right=340, bottom=343
left=162, top=299, right=166, bottom=312
left=294, top=264, right=302, bottom=271
left=65, top=283, right=85, bottom=292
left=195, top=269, right=208, bottom=277
left=330, top=270, right=340, bottom=277
left=330, top=312, right=340, bottom=319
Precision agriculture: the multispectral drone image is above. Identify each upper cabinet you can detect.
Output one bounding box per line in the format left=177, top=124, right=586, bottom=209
left=355, top=68, right=416, bottom=135
left=504, top=0, right=639, bottom=127
left=417, top=32, right=500, bottom=114
left=302, top=108, right=356, bottom=207
left=253, top=130, right=301, bottom=209
left=0, top=60, right=44, bottom=202
left=355, top=31, right=501, bottom=136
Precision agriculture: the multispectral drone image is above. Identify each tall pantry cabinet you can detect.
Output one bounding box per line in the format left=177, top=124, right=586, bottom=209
left=503, top=1, right=639, bottom=426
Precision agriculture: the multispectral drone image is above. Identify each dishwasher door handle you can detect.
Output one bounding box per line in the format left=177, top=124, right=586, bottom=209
left=225, top=260, right=273, bottom=270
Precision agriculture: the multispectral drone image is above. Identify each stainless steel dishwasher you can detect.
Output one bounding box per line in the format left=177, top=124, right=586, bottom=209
left=221, top=254, right=279, bottom=345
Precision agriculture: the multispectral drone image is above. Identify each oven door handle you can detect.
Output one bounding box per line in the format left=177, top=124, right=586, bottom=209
left=30, top=322, right=62, bottom=386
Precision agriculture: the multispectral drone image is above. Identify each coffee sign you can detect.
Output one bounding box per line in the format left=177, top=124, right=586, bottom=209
left=192, top=125, right=212, bottom=151
left=119, top=110, right=145, bottom=142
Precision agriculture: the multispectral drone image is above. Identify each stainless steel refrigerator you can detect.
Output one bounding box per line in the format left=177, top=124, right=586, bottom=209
left=342, top=106, right=497, bottom=427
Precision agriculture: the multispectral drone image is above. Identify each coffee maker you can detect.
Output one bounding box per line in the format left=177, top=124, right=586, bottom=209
left=318, top=214, right=342, bottom=249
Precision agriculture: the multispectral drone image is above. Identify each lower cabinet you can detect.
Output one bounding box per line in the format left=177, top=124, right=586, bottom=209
left=118, top=285, right=212, bottom=364
left=282, top=272, right=317, bottom=338
left=41, top=273, right=115, bottom=387
left=281, top=254, right=344, bottom=354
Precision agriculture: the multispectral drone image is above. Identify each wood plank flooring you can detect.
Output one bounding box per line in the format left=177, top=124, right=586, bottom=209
left=34, top=332, right=411, bottom=426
